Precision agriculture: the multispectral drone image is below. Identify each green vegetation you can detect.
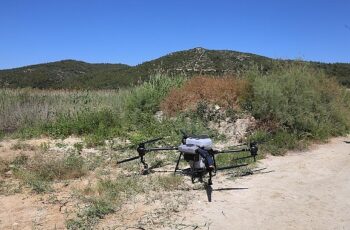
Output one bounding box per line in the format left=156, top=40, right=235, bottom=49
left=1, top=76, right=213, bottom=146
left=0, top=60, right=133, bottom=89
left=1, top=63, right=349, bottom=155
left=0, top=88, right=122, bottom=133
left=11, top=153, right=86, bottom=193
left=0, top=48, right=349, bottom=89
left=245, top=64, right=350, bottom=154
left=159, top=64, right=350, bottom=155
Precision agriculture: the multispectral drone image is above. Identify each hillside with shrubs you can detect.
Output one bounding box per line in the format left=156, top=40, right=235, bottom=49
left=0, top=48, right=349, bottom=89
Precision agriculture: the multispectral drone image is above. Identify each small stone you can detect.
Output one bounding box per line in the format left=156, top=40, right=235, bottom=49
left=5, top=170, right=12, bottom=177
left=12, top=223, right=19, bottom=230
left=154, top=111, right=164, bottom=122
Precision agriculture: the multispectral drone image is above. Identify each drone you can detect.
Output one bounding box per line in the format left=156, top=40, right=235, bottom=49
left=116, top=130, right=258, bottom=185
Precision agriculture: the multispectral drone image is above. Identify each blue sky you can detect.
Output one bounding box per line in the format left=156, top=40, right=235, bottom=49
left=0, top=0, right=349, bottom=69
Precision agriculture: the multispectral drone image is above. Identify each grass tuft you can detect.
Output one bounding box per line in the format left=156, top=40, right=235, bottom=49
left=12, top=153, right=86, bottom=193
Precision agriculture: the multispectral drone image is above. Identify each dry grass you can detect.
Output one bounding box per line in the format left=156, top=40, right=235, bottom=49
left=160, top=76, right=249, bottom=116
left=67, top=174, right=184, bottom=229
left=0, top=88, right=122, bottom=132
left=11, top=152, right=87, bottom=193
left=10, top=142, right=36, bottom=151
left=0, top=158, right=10, bottom=175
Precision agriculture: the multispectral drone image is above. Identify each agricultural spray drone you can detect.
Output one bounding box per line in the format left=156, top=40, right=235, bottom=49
left=117, top=130, right=258, bottom=185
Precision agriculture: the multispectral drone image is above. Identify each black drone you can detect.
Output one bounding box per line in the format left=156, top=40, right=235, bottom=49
left=117, top=130, right=258, bottom=185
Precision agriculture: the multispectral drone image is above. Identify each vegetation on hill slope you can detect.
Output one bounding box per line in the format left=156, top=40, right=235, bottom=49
left=0, top=48, right=349, bottom=89
left=1, top=64, right=349, bottom=154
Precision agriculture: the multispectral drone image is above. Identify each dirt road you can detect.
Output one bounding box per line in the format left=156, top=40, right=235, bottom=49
left=176, top=136, right=350, bottom=230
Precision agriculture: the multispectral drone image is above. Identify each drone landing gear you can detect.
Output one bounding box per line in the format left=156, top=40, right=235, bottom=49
left=208, top=170, right=213, bottom=185
left=174, top=152, right=215, bottom=185
left=174, top=152, right=183, bottom=175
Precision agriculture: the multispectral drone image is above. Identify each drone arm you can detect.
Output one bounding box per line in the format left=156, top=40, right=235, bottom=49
left=214, top=148, right=250, bottom=154
left=213, top=142, right=258, bottom=162
left=117, top=155, right=140, bottom=164
left=117, top=138, right=171, bottom=166
left=144, top=146, right=179, bottom=152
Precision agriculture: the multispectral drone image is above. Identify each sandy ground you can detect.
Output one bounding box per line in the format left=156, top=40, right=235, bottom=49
left=0, top=193, right=67, bottom=230
left=176, top=136, right=350, bottom=230
left=0, top=136, right=349, bottom=229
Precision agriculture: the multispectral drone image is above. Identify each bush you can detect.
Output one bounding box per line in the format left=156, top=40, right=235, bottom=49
left=245, top=64, right=350, bottom=154
left=118, top=75, right=216, bottom=144
left=124, top=75, right=185, bottom=114
left=160, top=76, right=249, bottom=116
left=41, top=109, right=121, bottom=138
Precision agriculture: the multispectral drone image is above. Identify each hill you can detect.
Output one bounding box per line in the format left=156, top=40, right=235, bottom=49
left=0, top=48, right=349, bottom=89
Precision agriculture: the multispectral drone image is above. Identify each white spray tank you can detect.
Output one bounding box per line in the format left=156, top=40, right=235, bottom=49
left=178, top=136, right=213, bottom=169
left=185, top=137, right=212, bottom=149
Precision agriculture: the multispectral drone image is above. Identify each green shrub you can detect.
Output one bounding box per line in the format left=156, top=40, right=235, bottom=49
left=245, top=64, right=350, bottom=154
left=124, top=75, right=185, bottom=114
left=42, top=109, right=120, bottom=138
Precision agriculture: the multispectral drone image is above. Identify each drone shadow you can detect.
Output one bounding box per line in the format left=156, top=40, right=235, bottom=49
left=153, top=168, right=251, bottom=202
left=204, top=184, right=248, bottom=202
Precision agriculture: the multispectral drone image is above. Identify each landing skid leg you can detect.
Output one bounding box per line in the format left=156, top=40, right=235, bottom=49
left=208, top=170, right=213, bottom=185
left=174, top=152, right=183, bottom=175
left=191, top=166, right=195, bottom=183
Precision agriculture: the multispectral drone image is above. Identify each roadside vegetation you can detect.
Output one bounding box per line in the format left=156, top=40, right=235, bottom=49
left=1, top=64, right=349, bottom=153
left=245, top=64, right=350, bottom=154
